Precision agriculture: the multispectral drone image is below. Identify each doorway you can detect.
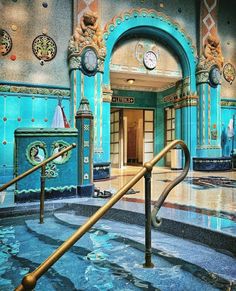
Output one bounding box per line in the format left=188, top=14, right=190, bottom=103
left=110, top=108, right=154, bottom=168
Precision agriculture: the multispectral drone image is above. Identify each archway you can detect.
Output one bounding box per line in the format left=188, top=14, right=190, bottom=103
left=103, top=9, right=196, bottom=92
left=100, top=9, right=198, bottom=174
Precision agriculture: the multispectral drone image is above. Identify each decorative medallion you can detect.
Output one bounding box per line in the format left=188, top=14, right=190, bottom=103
left=223, top=63, right=236, bottom=84
left=32, top=34, right=57, bottom=61
left=45, top=162, right=58, bottom=178
left=0, top=29, right=12, bottom=56
left=51, top=141, right=71, bottom=164
left=26, top=141, right=47, bottom=165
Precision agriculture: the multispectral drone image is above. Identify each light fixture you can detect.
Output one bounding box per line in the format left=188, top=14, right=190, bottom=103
left=127, top=79, right=135, bottom=85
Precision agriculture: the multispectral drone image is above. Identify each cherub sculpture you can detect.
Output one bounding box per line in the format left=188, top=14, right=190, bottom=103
left=203, top=34, right=224, bottom=69
left=73, top=11, right=104, bottom=51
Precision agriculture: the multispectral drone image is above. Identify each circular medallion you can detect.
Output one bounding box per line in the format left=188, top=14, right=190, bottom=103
left=223, top=63, right=236, bottom=84
left=209, top=66, right=221, bottom=87
left=32, top=34, right=57, bottom=61
left=0, top=29, right=12, bottom=56
left=81, top=48, right=98, bottom=76
left=143, top=50, right=158, bottom=70
left=27, top=141, right=47, bottom=165
left=51, top=141, right=71, bottom=164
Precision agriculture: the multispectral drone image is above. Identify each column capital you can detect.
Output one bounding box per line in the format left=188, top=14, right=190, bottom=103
left=102, top=85, right=113, bottom=103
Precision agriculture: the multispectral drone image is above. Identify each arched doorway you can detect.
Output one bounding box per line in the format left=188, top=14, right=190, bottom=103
left=102, top=9, right=196, bottom=168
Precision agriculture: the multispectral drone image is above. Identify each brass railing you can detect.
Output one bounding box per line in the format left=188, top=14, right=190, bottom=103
left=15, top=140, right=190, bottom=291
left=0, top=143, right=76, bottom=224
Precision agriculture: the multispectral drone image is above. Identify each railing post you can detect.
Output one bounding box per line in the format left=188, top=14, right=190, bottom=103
left=40, top=165, right=46, bottom=224
left=143, top=170, right=154, bottom=268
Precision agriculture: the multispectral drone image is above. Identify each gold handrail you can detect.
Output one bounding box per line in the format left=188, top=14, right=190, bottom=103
left=15, top=139, right=190, bottom=291
left=151, top=141, right=190, bottom=227
left=0, top=143, right=77, bottom=192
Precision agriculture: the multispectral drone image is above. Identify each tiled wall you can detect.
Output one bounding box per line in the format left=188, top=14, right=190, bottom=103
left=0, top=90, right=70, bottom=183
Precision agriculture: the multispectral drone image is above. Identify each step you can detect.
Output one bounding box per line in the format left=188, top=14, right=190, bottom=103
left=25, top=215, right=230, bottom=290
left=3, top=217, right=154, bottom=290
left=0, top=223, right=75, bottom=291
left=54, top=210, right=236, bottom=284
left=1, top=200, right=236, bottom=290
left=74, top=199, right=236, bottom=255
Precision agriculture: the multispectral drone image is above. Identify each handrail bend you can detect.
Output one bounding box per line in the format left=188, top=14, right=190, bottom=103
left=151, top=140, right=190, bottom=227
left=15, top=139, right=190, bottom=291
left=0, top=143, right=77, bottom=192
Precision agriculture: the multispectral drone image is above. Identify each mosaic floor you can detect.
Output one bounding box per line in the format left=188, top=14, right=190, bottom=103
left=94, top=166, right=236, bottom=216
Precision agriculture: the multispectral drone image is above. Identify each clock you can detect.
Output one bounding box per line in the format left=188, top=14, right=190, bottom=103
left=143, top=50, right=157, bottom=70
left=209, top=66, right=221, bottom=87
left=81, top=48, right=98, bottom=76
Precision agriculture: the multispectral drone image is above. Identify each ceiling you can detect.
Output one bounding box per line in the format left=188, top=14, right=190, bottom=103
left=110, top=70, right=181, bottom=92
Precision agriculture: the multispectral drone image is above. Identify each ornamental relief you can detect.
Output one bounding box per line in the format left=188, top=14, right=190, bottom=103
left=68, top=11, right=106, bottom=60
left=197, top=34, right=224, bottom=73
left=0, top=29, right=12, bottom=56
left=32, top=34, right=57, bottom=62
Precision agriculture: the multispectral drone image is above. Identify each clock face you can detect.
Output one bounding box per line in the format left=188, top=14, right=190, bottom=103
left=81, top=48, right=98, bottom=75
left=209, top=66, right=221, bottom=87
left=143, top=50, right=157, bottom=70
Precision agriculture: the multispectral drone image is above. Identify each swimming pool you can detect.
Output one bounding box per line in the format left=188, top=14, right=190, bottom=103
left=0, top=206, right=235, bottom=291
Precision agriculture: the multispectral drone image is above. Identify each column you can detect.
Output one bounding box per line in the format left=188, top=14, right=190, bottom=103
left=75, top=97, right=94, bottom=196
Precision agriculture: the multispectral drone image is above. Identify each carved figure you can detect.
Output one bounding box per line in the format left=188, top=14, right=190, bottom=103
left=203, top=34, right=224, bottom=69
left=73, top=11, right=105, bottom=51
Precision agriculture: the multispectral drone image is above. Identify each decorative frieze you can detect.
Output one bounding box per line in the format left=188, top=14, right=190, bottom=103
left=174, top=94, right=198, bottom=109
left=221, top=100, right=236, bottom=107
left=0, top=84, right=70, bottom=97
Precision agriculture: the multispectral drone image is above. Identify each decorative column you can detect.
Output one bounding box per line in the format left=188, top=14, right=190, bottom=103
left=75, top=97, right=94, bottom=197
left=174, top=78, right=198, bottom=160
left=193, top=0, right=230, bottom=170
left=68, top=10, right=109, bottom=179
left=196, top=56, right=222, bottom=158
left=196, top=0, right=224, bottom=159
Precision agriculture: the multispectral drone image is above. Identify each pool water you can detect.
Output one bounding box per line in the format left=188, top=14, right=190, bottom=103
left=0, top=213, right=234, bottom=291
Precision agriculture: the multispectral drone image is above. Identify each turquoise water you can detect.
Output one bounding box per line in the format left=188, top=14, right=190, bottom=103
left=0, top=214, right=234, bottom=291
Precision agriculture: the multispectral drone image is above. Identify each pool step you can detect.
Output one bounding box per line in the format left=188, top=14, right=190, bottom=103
left=24, top=212, right=236, bottom=290
left=24, top=217, right=156, bottom=290
left=25, top=216, right=229, bottom=291
left=53, top=211, right=236, bottom=285
left=0, top=224, right=76, bottom=291
left=71, top=200, right=236, bottom=256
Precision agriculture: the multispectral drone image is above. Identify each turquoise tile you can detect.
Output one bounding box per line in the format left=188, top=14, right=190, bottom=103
left=0, top=96, right=6, bottom=118
left=20, top=97, right=33, bottom=119
left=6, top=96, right=20, bottom=119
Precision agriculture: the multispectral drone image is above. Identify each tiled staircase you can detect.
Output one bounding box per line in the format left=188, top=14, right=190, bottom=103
left=1, top=203, right=236, bottom=290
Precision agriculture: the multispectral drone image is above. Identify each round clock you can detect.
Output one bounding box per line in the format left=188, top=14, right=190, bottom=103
left=209, top=66, right=221, bottom=87
left=81, top=48, right=98, bottom=76
left=143, top=50, right=157, bottom=70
